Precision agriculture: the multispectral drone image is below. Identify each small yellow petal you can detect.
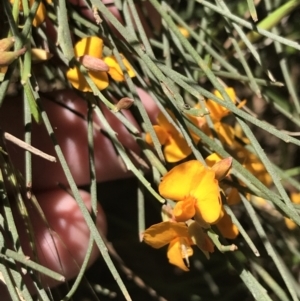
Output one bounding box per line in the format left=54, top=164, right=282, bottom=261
left=88, top=70, right=109, bottom=90
left=104, top=55, right=135, bottom=81
left=66, top=67, right=109, bottom=92
left=122, top=56, right=135, bottom=78
left=291, top=193, right=300, bottom=204
left=215, top=122, right=236, bottom=146
left=156, top=111, right=177, bottom=134
left=206, top=87, right=236, bottom=121
left=104, top=56, right=124, bottom=81
left=145, top=125, right=169, bottom=146
left=167, top=238, right=191, bottom=271
left=143, top=221, right=189, bottom=248
left=205, top=153, right=222, bottom=167
left=159, top=160, right=207, bottom=201
left=237, top=99, right=247, bottom=109
left=74, top=37, right=104, bottom=58
left=214, top=87, right=236, bottom=103
left=173, top=197, right=196, bottom=222
left=177, top=26, right=190, bottom=38
left=163, top=134, right=192, bottom=162
left=285, top=217, right=297, bottom=230
left=66, top=67, right=91, bottom=92
left=30, top=0, right=46, bottom=27
left=193, top=170, right=222, bottom=224
left=216, top=208, right=239, bottom=239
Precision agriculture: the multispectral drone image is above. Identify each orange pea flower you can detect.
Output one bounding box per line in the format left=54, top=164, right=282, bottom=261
left=159, top=160, right=222, bottom=224
left=235, top=146, right=272, bottom=187
left=206, top=87, right=246, bottom=121
left=145, top=111, right=193, bottom=162
left=66, top=36, right=135, bottom=92
left=143, top=221, right=194, bottom=271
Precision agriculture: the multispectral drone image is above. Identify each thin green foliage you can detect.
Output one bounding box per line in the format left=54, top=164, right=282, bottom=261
left=1, top=0, right=300, bottom=300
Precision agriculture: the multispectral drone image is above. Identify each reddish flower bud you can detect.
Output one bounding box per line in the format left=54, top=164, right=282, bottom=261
left=112, top=97, right=134, bottom=112
left=211, top=157, right=232, bottom=181
left=78, top=55, right=109, bottom=72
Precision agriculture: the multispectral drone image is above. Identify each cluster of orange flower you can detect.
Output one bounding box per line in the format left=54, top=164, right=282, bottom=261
left=143, top=88, right=272, bottom=271
left=7, top=1, right=135, bottom=90
left=7, top=1, right=279, bottom=272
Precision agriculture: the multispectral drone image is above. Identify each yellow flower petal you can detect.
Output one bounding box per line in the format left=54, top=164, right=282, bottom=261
left=167, top=238, right=192, bottom=271
left=156, top=111, right=177, bottom=134
left=30, top=0, right=46, bottom=27
left=104, top=55, right=135, bottom=82
left=214, top=87, right=236, bottom=103
left=206, top=87, right=235, bottom=121
left=285, top=217, right=297, bottom=230
left=216, top=208, right=239, bottom=239
left=122, top=56, right=135, bottom=78
left=215, top=122, right=236, bottom=146
left=173, top=197, right=196, bottom=222
left=205, top=153, right=222, bottom=167
left=66, top=67, right=109, bottom=92
left=193, top=169, right=222, bottom=224
left=89, top=70, right=109, bottom=90
left=291, top=193, right=300, bottom=204
left=159, top=160, right=207, bottom=201
left=143, top=221, right=189, bottom=249
left=66, top=67, right=91, bottom=92
left=163, top=134, right=192, bottom=162
left=74, top=37, right=103, bottom=58
left=11, top=0, right=46, bottom=27
left=153, top=111, right=192, bottom=162
left=145, top=125, right=168, bottom=146
left=177, top=26, right=190, bottom=38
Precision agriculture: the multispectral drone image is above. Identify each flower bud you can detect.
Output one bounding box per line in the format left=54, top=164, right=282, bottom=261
left=211, top=157, right=232, bottom=181
left=78, top=55, right=109, bottom=72
left=31, top=48, right=53, bottom=62
left=0, top=37, right=15, bottom=52
left=112, top=97, right=134, bottom=112
left=177, top=26, right=190, bottom=38
left=0, top=47, right=26, bottom=67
